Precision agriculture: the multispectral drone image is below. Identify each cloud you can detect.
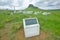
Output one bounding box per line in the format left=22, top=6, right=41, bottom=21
left=0, top=0, right=60, bottom=10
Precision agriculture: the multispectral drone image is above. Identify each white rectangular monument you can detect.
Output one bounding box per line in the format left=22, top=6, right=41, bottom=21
left=23, top=18, right=40, bottom=37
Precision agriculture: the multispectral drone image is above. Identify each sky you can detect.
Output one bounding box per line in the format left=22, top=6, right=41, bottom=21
left=0, top=0, right=34, bottom=10
left=0, top=0, right=60, bottom=10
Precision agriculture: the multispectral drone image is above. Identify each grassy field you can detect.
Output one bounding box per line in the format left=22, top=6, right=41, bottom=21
left=0, top=5, right=60, bottom=40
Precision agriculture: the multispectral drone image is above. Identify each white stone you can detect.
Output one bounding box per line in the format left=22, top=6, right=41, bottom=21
left=34, top=12, right=40, bottom=15
left=42, top=12, right=51, bottom=15
left=22, top=11, right=33, bottom=14
left=23, top=18, right=40, bottom=37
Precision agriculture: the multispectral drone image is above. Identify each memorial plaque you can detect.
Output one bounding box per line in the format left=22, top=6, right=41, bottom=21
left=23, top=18, right=40, bottom=37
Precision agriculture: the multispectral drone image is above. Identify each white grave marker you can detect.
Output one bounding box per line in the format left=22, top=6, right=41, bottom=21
left=23, top=18, right=40, bottom=37
left=42, top=12, right=51, bottom=15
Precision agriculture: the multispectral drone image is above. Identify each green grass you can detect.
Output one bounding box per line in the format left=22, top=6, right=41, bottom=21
left=0, top=5, right=60, bottom=39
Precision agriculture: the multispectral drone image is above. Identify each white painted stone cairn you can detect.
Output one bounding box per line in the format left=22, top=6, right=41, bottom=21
left=42, top=12, right=51, bottom=15
left=23, top=18, right=40, bottom=37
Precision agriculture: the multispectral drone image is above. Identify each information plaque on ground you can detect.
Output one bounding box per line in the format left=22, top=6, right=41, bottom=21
left=23, top=18, right=40, bottom=37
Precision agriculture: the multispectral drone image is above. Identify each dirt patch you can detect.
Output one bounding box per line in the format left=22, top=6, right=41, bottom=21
left=0, top=29, right=8, bottom=40
left=1, top=22, right=52, bottom=40
left=0, top=22, right=21, bottom=40
left=0, top=28, right=52, bottom=40
left=15, top=28, right=48, bottom=40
